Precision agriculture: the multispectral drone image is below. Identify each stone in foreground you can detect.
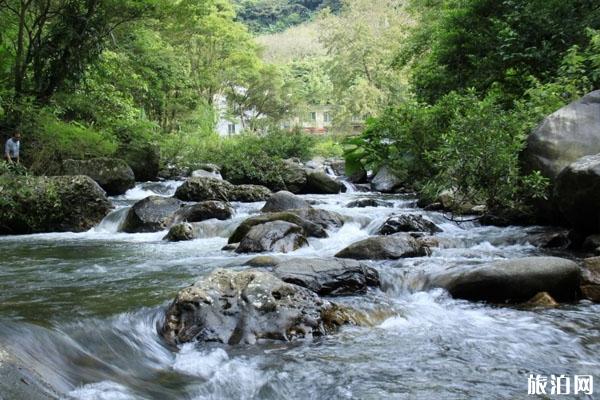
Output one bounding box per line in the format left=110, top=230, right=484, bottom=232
left=159, top=269, right=346, bottom=345
left=378, top=214, right=442, bottom=235
left=62, top=157, right=135, bottom=195
left=335, top=233, right=431, bottom=260
left=429, top=257, right=581, bottom=303
left=235, top=221, right=309, bottom=253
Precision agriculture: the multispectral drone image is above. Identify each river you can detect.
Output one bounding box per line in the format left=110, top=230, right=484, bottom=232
left=0, top=179, right=599, bottom=399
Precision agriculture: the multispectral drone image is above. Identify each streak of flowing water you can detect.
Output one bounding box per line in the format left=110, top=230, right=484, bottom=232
left=0, top=181, right=599, bottom=399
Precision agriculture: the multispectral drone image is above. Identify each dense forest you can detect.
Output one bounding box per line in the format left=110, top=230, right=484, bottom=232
left=1, top=0, right=600, bottom=218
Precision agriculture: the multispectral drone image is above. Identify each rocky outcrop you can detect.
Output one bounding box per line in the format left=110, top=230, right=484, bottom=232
left=174, top=177, right=271, bottom=202
left=122, top=196, right=185, bottom=233
left=346, top=198, right=392, bottom=208
left=164, top=222, right=196, bottom=242
left=0, top=175, right=111, bottom=235
left=235, top=221, right=309, bottom=253
left=246, top=256, right=380, bottom=296
left=261, top=191, right=312, bottom=212
left=523, top=90, right=600, bottom=181
left=378, top=214, right=442, bottom=235
left=370, top=165, right=402, bottom=193
left=174, top=201, right=233, bottom=223
left=229, top=212, right=327, bottom=244
left=428, top=257, right=581, bottom=303
left=62, top=157, right=135, bottom=195
left=304, top=171, right=343, bottom=194
left=159, top=269, right=347, bottom=344
left=335, top=234, right=431, bottom=260
left=554, top=154, right=600, bottom=233
left=280, top=159, right=308, bottom=194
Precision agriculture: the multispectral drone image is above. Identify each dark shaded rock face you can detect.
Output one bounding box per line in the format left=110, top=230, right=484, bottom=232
left=261, top=191, right=312, bottom=212
left=555, top=154, right=600, bottom=233
left=370, top=166, right=402, bottom=193
left=428, top=257, right=581, bottom=303
left=119, top=143, right=160, bottom=182
left=229, top=212, right=327, bottom=244
left=159, top=269, right=345, bottom=345
left=164, top=222, right=196, bottom=242
left=62, top=157, right=135, bottom=195
left=0, top=175, right=111, bottom=235
left=523, top=90, right=600, bottom=181
left=174, top=177, right=270, bottom=202
left=346, top=198, right=392, bottom=208
left=280, top=160, right=308, bottom=194
left=378, top=214, right=442, bottom=235
left=581, top=257, right=600, bottom=302
left=174, top=201, right=233, bottom=223
left=122, top=196, right=185, bottom=233
left=246, top=256, right=380, bottom=296
left=304, top=171, right=343, bottom=194
left=235, top=221, right=309, bottom=253
left=335, top=234, right=431, bottom=260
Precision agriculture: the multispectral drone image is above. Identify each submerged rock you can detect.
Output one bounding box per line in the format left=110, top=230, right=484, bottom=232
left=174, top=177, right=270, bottom=202
left=261, top=191, right=312, bottom=212
left=159, top=269, right=345, bottom=345
left=378, top=214, right=442, bottom=235
left=429, top=257, right=581, bottom=303
left=62, top=157, right=135, bottom=195
left=304, top=171, right=343, bottom=194
left=174, top=201, right=233, bottom=223
left=346, top=198, right=392, bottom=208
left=122, top=196, right=185, bottom=233
left=335, top=234, right=431, bottom=260
left=371, top=166, right=402, bottom=193
left=235, top=221, right=309, bottom=253
left=164, top=222, right=196, bottom=242
left=246, top=256, right=380, bottom=296
left=229, top=212, right=327, bottom=244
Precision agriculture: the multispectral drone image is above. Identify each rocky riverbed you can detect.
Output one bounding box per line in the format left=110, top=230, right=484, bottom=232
left=1, top=175, right=599, bottom=399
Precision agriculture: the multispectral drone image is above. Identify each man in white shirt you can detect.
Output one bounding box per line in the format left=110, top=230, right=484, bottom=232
left=4, top=132, right=21, bottom=164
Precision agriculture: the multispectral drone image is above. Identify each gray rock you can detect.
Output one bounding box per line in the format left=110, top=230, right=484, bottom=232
left=235, top=221, right=309, bottom=253
left=428, top=257, right=581, bottom=303
left=62, top=157, right=135, bottom=195
left=122, top=196, right=185, bottom=233
left=289, top=208, right=345, bottom=229
left=159, top=269, right=346, bottom=344
left=229, top=212, right=327, bottom=244
left=523, top=90, right=600, bottom=180
left=281, top=159, right=308, bottom=194
left=379, top=214, right=442, bottom=235
left=555, top=154, right=600, bottom=233
left=328, top=159, right=346, bottom=176
left=304, top=171, right=343, bottom=194
left=229, top=184, right=272, bottom=202
left=370, top=165, right=403, bottom=193
left=346, top=198, right=392, bottom=208
left=335, top=233, right=430, bottom=260
left=261, top=191, right=312, bottom=212
left=164, top=222, right=196, bottom=242
left=175, top=201, right=233, bottom=223
left=174, top=177, right=270, bottom=202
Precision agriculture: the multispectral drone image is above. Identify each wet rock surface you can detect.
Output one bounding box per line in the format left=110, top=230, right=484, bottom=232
left=304, top=171, right=343, bottom=194
left=371, top=166, right=403, bottom=193
left=159, top=269, right=346, bottom=345
left=229, top=212, right=327, bottom=244
left=235, top=221, right=309, bottom=253
left=261, top=191, right=312, bottom=212
left=163, top=222, right=197, bottom=242
left=378, top=214, right=442, bottom=235
left=346, top=198, right=393, bottom=208
left=122, top=196, right=185, bottom=233
left=336, top=233, right=431, bottom=260
left=174, top=177, right=271, bottom=202
left=62, top=157, right=135, bottom=196
left=174, top=201, right=233, bottom=223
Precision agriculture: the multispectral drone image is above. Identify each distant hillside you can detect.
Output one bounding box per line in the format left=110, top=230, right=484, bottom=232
left=234, top=0, right=341, bottom=34
left=256, top=20, right=326, bottom=63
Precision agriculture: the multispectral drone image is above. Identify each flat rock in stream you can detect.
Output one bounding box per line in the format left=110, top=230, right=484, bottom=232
left=159, top=269, right=348, bottom=345
left=378, top=214, right=442, bottom=235
left=335, top=233, right=431, bottom=260
left=261, top=191, right=312, bottom=212
left=245, top=256, right=380, bottom=296
left=229, top=212, right=327, bottom=244
left=235, top=221, right=309, bottom=253
left=122, top=196, right=185, bottom=233
left=427, top=257, right=581, bottom=303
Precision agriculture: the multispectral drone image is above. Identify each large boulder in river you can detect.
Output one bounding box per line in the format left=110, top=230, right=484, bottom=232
left=523, top=90, right=600, bottom=181
left=379, top=214, right=442, bottom=235
left=229, top=212, right=327, bottom=244
left=246, top=256, right=380, bottom=296
left=554, top=154, right=600, bottom=233
left=174, top=177, right=270, bottom=202
left=159, top=269, right=346, bottom=344
left=371, top=165, right=403, bottom=193
left=291, top=208, right=345, bottom=229
left=122, top=196, right=185, bottom=233
left=235, top=221, right=309, bottom=253
left=428, top=257, right=581, bottom=303
left=335, top=233, right=430, bottom=260
left=280, top=159, right=308, bottom=193
left=174, top=201, right=233, bottom=223
left=261, top=191, right=311, bottom=212
left=62, top=157, right=135, bottom=195
left=0, top=175, right=111, bottom=234
left=229, top=184, right=272, bottom=202
left=303, top=171, right=343, bottom=194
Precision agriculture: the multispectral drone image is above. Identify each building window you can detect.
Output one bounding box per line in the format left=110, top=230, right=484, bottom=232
left=324, top=112, right=332, bottom=122
left=309, top=112, right=317, bottom=121
left=228, top=123, right=236, bottom=135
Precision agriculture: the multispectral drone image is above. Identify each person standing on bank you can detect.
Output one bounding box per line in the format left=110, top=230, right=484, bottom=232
left=4, top=132, right=21, bottom=164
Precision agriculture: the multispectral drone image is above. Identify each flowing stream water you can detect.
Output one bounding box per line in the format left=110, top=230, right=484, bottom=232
left=1, top=179, right=599, bottom=399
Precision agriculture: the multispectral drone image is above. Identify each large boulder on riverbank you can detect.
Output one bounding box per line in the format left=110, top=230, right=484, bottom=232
left=0, top=175, right=111, bottom=234
left=371, top=165, right=403, bottom=193
left=235, top=221, right=309, bottom=253
left=304, top=171, right=343, bottom=194
left=174, top=201, right=233, bottom=223
left=261, top=191, right=311, bottom=212
left=523, top=90, right=600, bottom=181
left=122, top=196, right=184, bottom=233
left=428, top=257, right=581, bottom=303
left=229, top=212, right=327, bottom=244
left=174, top=177, right=270, bottom=202
left=335, top=234, right=430, bottom=260
left=554, top=154, right=600, bottom=233
left=159, top=269, right=346, bottom=344
left=246, top=256, right=380, bottom=296
left=379, top=214, right=442, bottom=235
left=62, top=157, right=135, bottom=195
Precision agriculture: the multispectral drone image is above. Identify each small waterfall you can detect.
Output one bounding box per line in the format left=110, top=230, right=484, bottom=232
left=93, top=207, right=130, bottom=233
